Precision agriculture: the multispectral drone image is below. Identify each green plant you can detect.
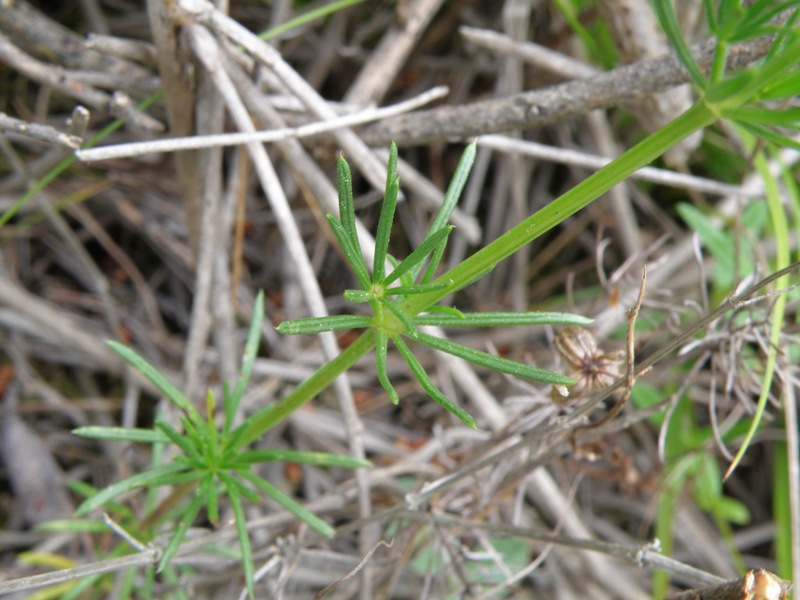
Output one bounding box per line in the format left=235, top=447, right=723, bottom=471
left=277, top=142, right=588, bottom=427
left=72, top=292, right=370, bottom=597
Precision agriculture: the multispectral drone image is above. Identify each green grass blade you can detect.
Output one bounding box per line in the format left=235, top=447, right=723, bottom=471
left=259, top=0, right=365, bottom=42
left=72, top=426, right=170, bottom=444
left=235, top=449, right=370, bottom=468
left=75, top=463, right=188, bottom=515
left=108, top=340, right=201, bottom=426
left=240, top=471, right=335, bottom=537
left=724, top=149, right=790, bottom=479
left=724, top=106, right=800, bottom=126
left=229, top=291, right=265, bottom=427
left=420, top=230, right=449, bottom=285
left=392, top=334, right=476, bottom=428
left=206, top=474, right=219, bottom=524
left=217, top=472, right=255, bottom=598
left=158, top=478, right=208, bottom=572
left=414, top=331, right=574, bottom=386
left=336, top=154, right=364, bottom=259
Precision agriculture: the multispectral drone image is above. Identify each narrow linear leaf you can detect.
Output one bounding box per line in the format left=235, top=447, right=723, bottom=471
left=218, top=472, right=255, bottom=598
left=415, top=331, right=575, bottom=386
left=376, top=330, right=400, bottom=405
left=75, top=463, right=188, bottom=515
left=343, top=289, right=373, bottom=303
left=393, top=334, right=476, bottom=428
left=337, top=154, right=358, bottom=240
left=723, top=106, right=800, bottom=126
left=277, top=314, right=372, bottom=335
left=327, top=214, right=371, bottom=289
left=235, top=449, right=370, bottom=468
left=108, top=341, right=200, bottom=425
left=155, top=419, right=205, bottom=465
left=385, top=281, right=451, bottom=297
left=384, top=226, right=453, bottom=286
left=420, top=305, right=466, bottom=319
left=409, top=142, right=476, bottom=285
left=738, top=121, right=800, bottom=152
left=414, top=311, right=593, bottom=328
left=229, top=290, right=265, bottom=428
left=72, top=426, right=170, bottom=444
left=725, top=150, right=791, bottom=480
left=206, top=474, right=219, bottom=524
left=158, top=479, right=208, bottom=572
left=229, top=475, right=263, bottom=504
left=652, top=0, right=707, bottom=89
left=374, top=142, right=399, bottom=280
left=259, top=0, right=366, bottom=41
left=36, top=519, right=110, bottom=534
left=420, top=229, right=450, bottom=285
left=240, top=471, right=335, bottom=538
left=429, top=141, right=477, bottom=236
left=759, top=69, right=800, bottom=100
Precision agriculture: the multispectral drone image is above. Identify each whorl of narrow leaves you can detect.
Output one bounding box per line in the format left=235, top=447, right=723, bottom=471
left=279, top=142, right=591, bottom=428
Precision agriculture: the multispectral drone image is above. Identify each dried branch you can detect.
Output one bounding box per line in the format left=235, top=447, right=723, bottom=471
left=0, top=111, right=82, bottom=149
left=361, top=34, right=775, bottom=146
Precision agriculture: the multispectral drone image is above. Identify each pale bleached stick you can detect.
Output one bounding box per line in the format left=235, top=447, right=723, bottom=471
left=178, top=0, right=411, bottom=195
left=75, top=86, right=448, bottom=163
left=477, top=135, right=758, bottom=198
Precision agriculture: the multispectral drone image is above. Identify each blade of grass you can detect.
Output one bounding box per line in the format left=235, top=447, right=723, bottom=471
left=108, top=341, right=201, bottom=426
left=228, top=290, right=265, bottom=429
left=239, top=471, right=335, bottom=538
left=75, top=463, right=188, bottom=515
left=72, top=426, right=171, bottom=444
left=724, top=148, right=790, bottom=479
left=217, top=472, right=255, bottom=598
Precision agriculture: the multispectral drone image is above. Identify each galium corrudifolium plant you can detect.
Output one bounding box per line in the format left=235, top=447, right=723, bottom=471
left=278, top=142, right=591, bottom=427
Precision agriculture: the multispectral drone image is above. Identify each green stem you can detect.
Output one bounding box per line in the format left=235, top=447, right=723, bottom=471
left=405, top=100, right=718, bottom=314
left=234, top=330, right=376, bottom=447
